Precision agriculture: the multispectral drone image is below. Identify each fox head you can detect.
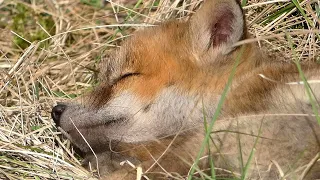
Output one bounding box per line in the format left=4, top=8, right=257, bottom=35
left=52, top=0, right=259, bottom=153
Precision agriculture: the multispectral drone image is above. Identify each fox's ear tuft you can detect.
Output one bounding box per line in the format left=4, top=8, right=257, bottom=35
left=189, top=0, right=244, bottom=63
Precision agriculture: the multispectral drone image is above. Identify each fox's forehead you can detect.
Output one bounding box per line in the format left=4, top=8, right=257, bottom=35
left=101, top=21, right=191, bottom=79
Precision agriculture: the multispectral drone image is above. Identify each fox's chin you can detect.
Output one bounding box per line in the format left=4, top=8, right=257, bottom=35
left=57, top=126, right=73, bottom=140
left=55, top=118, right=125, bottom=152
left=56, top=127, right=94, bottom=153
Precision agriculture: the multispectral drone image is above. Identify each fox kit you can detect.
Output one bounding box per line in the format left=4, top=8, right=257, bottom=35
left=52, top=0, right=320, bottom=179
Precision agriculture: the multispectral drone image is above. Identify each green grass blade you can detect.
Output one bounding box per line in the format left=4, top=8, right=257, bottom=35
left=241, top=0, right=248, bottom=7
left=285, top=32, right=320, bottom=125
left=241, top=119, right=263, bottom=179
left=236, top=120, right=244, bottom=178
left=124, top=0, right=144, bottom=21
left=108, top=0, right=143, bottom=40
left=187, top=46, right=245, bottom=180
left=291, top=0, right=320, bottom=39
left=202, top=100, right=216, bottom=179
left=209, top=154, right=216, bottom=179
left=316, top=5, right=320, bottom=16
left=261, top=3, right=295, bottom=25
left=291, top=0, right=312, bottom=26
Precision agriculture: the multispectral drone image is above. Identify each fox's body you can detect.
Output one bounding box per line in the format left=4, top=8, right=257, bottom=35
left=52, top=0, right=320, bottom=179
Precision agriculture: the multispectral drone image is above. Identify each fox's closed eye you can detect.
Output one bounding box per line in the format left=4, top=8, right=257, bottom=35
left=116, top=72, right=140, bottom=82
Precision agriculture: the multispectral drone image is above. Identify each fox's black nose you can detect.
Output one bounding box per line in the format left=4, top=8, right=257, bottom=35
left=51, top=104, right=67, bottom=126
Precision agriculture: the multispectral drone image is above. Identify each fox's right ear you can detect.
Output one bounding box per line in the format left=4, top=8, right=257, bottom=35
left=189, top=0, right=245, bottom=65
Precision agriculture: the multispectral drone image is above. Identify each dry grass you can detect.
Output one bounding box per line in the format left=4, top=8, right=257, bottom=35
left=0, top=0, right=319, bottom=179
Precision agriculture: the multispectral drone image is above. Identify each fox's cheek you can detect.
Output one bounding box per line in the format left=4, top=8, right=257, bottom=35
left=107, top=87, right=218, bottom=142
left=144, top=87, right=218, bottom=127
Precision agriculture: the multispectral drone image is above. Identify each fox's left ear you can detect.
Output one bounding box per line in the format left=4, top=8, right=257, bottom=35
left=189, top=0, right=245, bottom=63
